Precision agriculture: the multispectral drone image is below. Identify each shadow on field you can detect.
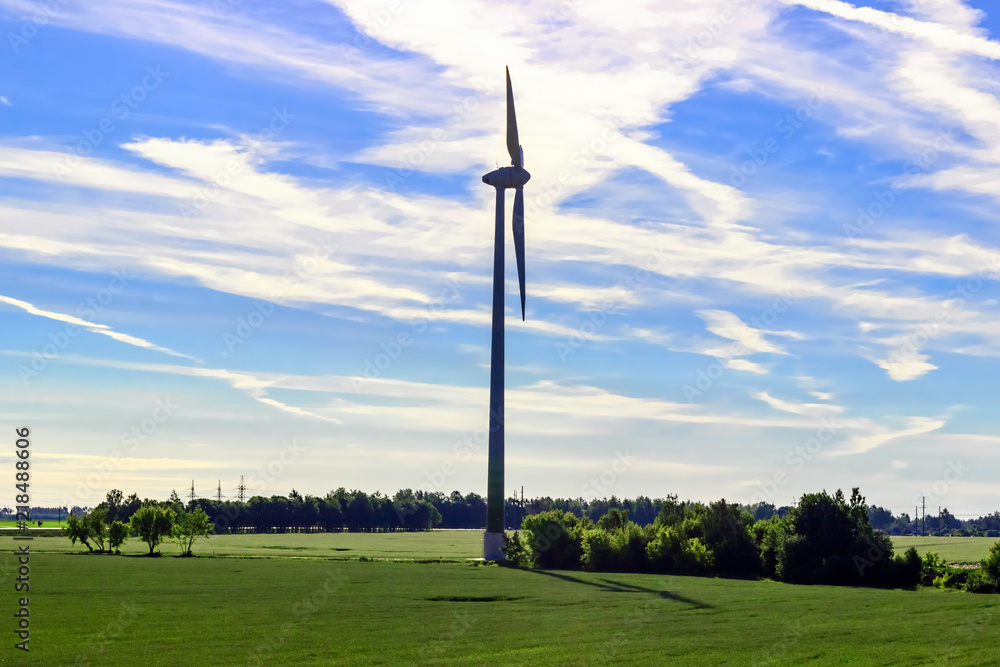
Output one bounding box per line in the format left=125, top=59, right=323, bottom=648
left=526, top=570, right=712, bottom=608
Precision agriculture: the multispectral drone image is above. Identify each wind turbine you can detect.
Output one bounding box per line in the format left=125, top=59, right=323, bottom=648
left=481, top=67, right=530, bottom=560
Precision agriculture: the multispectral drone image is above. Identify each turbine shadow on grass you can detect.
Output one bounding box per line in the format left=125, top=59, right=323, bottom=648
left=526, top=569, right=712, bottom=608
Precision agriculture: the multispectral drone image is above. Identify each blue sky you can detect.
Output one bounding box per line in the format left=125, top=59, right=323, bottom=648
left=3, top=0, right=1000, bottom=520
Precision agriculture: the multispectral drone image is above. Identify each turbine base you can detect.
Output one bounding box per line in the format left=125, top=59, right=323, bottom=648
left=483, top=531, right=505, bottom=561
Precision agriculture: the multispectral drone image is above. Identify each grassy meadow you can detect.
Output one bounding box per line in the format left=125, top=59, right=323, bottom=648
left=1, top=554, right=998, bottom=665
left=0, top=531, right=997, bottom=665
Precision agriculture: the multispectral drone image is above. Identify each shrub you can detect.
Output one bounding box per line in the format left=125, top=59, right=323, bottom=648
left=982, top=541, right=1000, bottom=581
left=920, top=552, right=946, bottom=586
left=521, top=510, right=587, bottom=569
left=678, top=538, right=713, bottom=574
left=646, top=524, right=684, bottom=573
left=500, top=531, right=531, bottom=568
left=699, top=500, right=759, bottom=578
left=581, top=528, right=616, bottom=572
left=751, top=516, right=788, bottom=579
left=934, top=568, right=970, bottom=590
left=890, top=547, right=922, bottom=588
left=965, top=570, right=999, bottom=594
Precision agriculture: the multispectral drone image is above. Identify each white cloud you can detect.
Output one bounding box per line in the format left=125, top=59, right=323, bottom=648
left=0, top=294, right=196, bottom=360
left=753, top=391, right=844, bottom=418
left=830, top=416, right=946, bottom=456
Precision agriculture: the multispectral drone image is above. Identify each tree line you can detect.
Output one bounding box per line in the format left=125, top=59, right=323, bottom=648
left=502, top=488, right=1000, bottom=594
left=47, top=487, right=1000, bottom=537
left=63, top=489, right=212, bottom=556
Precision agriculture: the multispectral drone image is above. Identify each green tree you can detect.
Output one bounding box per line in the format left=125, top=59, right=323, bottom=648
left=84, top=507, right=109, bottom=552
left=174, top=507, right=213, bottom=556
left=130, top=505, right=176, bottom=554
left=654, top=494, right=686, bottom=528
left=105, top=489, right=125, bottom=523
left=982, top=540, right=1000, bottom=582
left=109, top=520, right=129, bottom=554
left=596, top=507, right=629, bottom=532
left=63, top=513, right=93, bottom=551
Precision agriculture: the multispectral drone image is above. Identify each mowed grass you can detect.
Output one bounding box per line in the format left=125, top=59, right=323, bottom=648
left=0, top=553, right=997, bottom=666
left=892, top=537, right=998, bottom=564
left=0, top=529, right=485, bottom=559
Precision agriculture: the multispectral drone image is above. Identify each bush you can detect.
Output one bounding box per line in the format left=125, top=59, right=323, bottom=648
left=934, top=568, right=971, bottom=590
left=982, top=541, right=1000, bottom=581
left=965, top=570, right=999, bottom=594
left=678, top=538, right=713, bottom=573
left=890, top=547, right=922, bottom=588
left=521, top=511, right=586, bottom=569
left=646, top=525, right=712, bottom=574
left=581, top=528, right=616, bottom=572
left=920, top=552, right=946, bottom=586
left=646, top=524, right=684, bottom=573
left=751, top=516, right=788, bottom=579
left=699, top=500, right=759, bottom=578
left=500, top=531, right=531, bottom=567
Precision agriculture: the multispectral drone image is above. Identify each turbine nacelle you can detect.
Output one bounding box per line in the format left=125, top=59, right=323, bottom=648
left=482, top=166, right=531, bottom=189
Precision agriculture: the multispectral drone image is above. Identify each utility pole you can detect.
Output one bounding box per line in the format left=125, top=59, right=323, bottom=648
left=189, top=480, right=196, bottom=503
left=922, top=496, right=926, bottom=536
left=237, top=476, right=247, bottom=503
left=915, top=505, right=918, bottom=535
left=217, top=480, right=223, bottom=503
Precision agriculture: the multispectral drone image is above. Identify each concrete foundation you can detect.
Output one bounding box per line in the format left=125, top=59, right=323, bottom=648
left=483, top=531, right=505, bottom=561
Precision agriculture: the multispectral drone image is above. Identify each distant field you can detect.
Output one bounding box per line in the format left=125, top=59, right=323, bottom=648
left=6, top=530, right=997, bottom=565
left=0, top=529, right=485, bottom=559
left=0, top=553, right=996, bottom=666
left=892, top=536, right=997, bottom=564
left=0, top=519, right=63, bottom=527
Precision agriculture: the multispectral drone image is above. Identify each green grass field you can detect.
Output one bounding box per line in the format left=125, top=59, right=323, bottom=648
left=3, top=529, right=995, bottom=563
left=0, top=529, right=486, bottom=559
left=892, top=537, right=997, bottom=564
left=0, top=532, right=997, bottom=665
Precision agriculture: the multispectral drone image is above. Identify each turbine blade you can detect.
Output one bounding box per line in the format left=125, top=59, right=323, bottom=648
left=513, top=186, right=526, bottom=320
left=506, top=66, right=522, bottom=169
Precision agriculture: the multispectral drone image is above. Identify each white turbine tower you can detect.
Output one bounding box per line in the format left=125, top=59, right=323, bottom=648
left=480, top=67, right=530, bottom=560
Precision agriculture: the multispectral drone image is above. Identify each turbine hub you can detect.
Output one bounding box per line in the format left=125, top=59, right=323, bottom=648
left=482, top=166, right=531, bottom=189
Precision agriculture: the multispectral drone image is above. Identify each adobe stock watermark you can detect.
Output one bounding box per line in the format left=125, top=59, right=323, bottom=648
left=340, top=0, right=404, bottom=62
left=352, top=277, right=464, bottom=393
left=7, top=0, right=71, bottom=53
left=179, top=106, right=295, bottom=219
left=749, top=417, right=840, bottom=505
left=222, top=234, right=335, bottom=355
left=912, top=460, right=970, bottom=508
left=419, top=405, right=500, bottom=494
left=580, top=450, right=635, bottom=497
left=727, top=87, right=829, bottom=190
left=671, top=0, right=757, bottom=67
left=380, top=76, right=498, bottom=193
left=245, top=439, right=306, bottom=493
left=555, top=246, right=664, bottom=363
left=844, top=126, right=956, bottom=238
left=51, top=67, right=170, bottom=178
left=74, top=600, right=142, bottom=666
left=246, top=568, right=347, bottom=667
left=682, top=292, right=795, bottom=402
left=62, top=397, right=178, bottom=506
left=881, top=254, right=1000, bottom=373
left=16, top=269, right=131, bottom=384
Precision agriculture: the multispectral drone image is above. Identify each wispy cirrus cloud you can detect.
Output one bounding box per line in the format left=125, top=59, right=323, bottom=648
left=0, top=294, right=197, bottom=361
